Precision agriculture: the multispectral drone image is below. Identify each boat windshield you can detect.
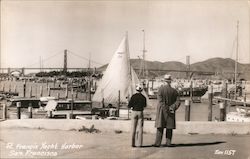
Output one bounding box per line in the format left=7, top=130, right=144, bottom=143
left=56, top=102, right=91, bottom=111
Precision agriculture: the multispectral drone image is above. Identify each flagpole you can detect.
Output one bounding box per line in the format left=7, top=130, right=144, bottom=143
left=234, top=21, right=239, bottom=100
left=142, top=30, right=147, bottom=79
left=126, top=31, right=133, bottom=98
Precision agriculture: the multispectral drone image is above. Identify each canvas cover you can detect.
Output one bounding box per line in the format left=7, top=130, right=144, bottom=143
left=92, top=34, right=148, bottom=104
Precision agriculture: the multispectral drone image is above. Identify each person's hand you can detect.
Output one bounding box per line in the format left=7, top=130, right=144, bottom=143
left=169, top=105, right=175, bottom=113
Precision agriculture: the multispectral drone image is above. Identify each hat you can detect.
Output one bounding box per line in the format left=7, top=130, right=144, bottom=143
left=136, top=84, right=143, bottom=92
left=164, top=74, right=172, bottom=81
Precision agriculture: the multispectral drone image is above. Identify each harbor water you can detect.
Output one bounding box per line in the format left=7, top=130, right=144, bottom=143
left=1, top=80, right=248, bottom=121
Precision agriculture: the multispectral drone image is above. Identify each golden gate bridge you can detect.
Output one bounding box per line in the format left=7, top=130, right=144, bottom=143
left=0, top=49, right=102, bottom=75
left=0, top=49, right=239, bottom=77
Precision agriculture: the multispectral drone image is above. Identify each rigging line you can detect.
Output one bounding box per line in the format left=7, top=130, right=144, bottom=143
left=229, top=37, right=237, bottom=59
left=68, top=50, right=103, bottom=66
left=24, top=50, right=64, bottom=68
left=67, top=50, right=104, bottom=66
left=174, top=56, right=186, bottom=62
left=138, top=56, right=143, bottom=76
left=41, top=50, right=65, bottom=63
left=189, top=57, right=199, bottom=63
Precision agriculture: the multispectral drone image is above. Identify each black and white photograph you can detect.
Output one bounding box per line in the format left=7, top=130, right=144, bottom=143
left=0, top=0, right=250, bottom=158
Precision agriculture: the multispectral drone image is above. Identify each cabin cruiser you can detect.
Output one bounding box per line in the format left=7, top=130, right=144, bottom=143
left=226, top=106, right=250, bottom=122
left=44, top=100, right=92, bottom=119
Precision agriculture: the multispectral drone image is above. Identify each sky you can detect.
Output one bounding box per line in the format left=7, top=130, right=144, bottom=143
left=1, top=0, right=250, bottom=69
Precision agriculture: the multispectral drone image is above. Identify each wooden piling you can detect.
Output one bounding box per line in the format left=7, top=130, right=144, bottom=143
left=219, top=102, right=225, bottom=121
left=151, top=80, right=154, bottom=89
left=117, top=90, right=120, bottom=117
left=208, top=85, right=213, bottom=121
left=57, top=92, right=60, bottom=100
left=102, top=98, right=105, bottom=108
left=88, top=81, right=91, bottom=101
left=94, top=82, right=97, bottom=91
left=244, top=93, right=247, bottom=107
left=46, top=79, right=49, bottom=89
left=221, top=82, right=227, bottom=121
left=101, top=89, right=104, bottom=108
left=65, top=84, right=68, bottom=99
left=14, top=85, right=17, bottom=93
left=29, top=86, right=32, bottom=98
left=53, top=79, right=56, bottom=87
left=185, top=99, right=191, bottom=121
left=39, top=85, right=43, bottom=97
left=190, top=81, right=193, bottom=101
left=2, top=104, right=7, bottom=120
left=48, top=86, right=51, bottom=97
left=2, top=83, right=5, bottom=92
left=28, top=103, right=32, bottom=118
left=70, top=88, right=74, bottom=119
left=146, top=82, right=149, bottom=93
left=9, top=84, right=11, bottom=92
left=75, top=91, right=78, bottom=99
left=23, top=81, right=26, bottom=97
left=48, top=111, right=52, bottom=118
left=17, top=102, right=21, bottom=119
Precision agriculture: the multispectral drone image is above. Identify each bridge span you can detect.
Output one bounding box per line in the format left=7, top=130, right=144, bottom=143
left=0, top=67, right=239, bottom=78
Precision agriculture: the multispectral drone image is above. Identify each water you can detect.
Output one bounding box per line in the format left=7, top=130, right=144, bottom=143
left=146, top=99, right=236, bottom=121
left=0, top=80, right=242, bottom=121
left=0, top=80, right=89, bottom=100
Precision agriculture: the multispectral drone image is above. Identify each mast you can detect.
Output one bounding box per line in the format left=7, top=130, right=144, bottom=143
left=142, top=30, right=147, bottom=79
left=186, top=55, right=190, bottom=79
left=126, top=31, right=131, bottom=77
left=234, top=20, right=239, bottom=99
left=63, top=49, right=67, bottom=75
left=126, top=31, right=133, bottom=98
left=88, top=52, right=92, bottom=78
left=39, top=56, right=42, bottom=72
left=88, top=52, right=91, bottom=71
left=39, top=56, right=43, bottom=72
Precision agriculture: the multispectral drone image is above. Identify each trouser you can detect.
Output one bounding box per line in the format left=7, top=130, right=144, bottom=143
left=131, top=111, right=144, bottom=147
left=154, top=128, right=173, bottom=146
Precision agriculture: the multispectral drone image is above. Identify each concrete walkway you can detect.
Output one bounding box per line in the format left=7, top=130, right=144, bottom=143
left=1, top=119, right=250, bottom=134
left=0, top=128, right=250, bottom=159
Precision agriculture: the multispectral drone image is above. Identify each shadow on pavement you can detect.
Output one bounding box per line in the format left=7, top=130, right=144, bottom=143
left=169, top=141, right=226, bottom=147
left=141, top=145, right=154, bottom=148
left=141, top=141, right=226, bottom=148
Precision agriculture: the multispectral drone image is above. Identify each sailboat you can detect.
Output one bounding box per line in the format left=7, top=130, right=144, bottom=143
left=92, top=33, right=148, bottom=106
left=226, top=21, right=250, bottom=122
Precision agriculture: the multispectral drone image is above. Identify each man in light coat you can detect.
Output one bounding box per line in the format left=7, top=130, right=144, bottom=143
left=153, top=74, right=181, bottom=147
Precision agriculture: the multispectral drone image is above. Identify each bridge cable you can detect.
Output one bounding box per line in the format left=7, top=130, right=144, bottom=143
left=24, top=50, right=64, bottom=68
left=67, top=50, right=104, bottom=66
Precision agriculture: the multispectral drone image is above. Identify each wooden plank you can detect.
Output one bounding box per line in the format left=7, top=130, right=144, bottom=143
left=214, top=97, right=250, bottom=105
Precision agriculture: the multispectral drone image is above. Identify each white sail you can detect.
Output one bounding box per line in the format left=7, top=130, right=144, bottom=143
left=92, top=34, right=147, bottom=104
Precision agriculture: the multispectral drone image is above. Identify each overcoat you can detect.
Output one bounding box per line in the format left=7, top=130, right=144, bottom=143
left=155, top=84, right=180, bottom=129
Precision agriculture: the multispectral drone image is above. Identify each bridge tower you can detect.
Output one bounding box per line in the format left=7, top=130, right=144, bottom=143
left=21, top=68, right=25, bottom=76
left=7, top=68, right=11, bottom=76
left=63, top=49, right=67, bottom=74
left=186, top=55, right=190, bottom=79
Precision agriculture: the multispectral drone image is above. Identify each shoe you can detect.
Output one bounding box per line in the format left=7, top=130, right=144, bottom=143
left=164, top=144, right=174, bottom=147
left=152, top=144, right=160, bottom=147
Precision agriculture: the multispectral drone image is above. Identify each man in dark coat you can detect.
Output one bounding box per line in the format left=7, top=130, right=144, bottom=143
left=153, top=75, right=181, bottom=147
left=128, top=84, right=147, bottom=147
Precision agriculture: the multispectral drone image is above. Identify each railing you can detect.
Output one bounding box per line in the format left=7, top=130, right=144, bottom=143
left=0, top=103, right=7, bottom=120
left=214, top=96, right=250, bottom=106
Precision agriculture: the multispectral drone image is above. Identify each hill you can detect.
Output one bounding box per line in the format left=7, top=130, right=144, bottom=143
left=98, top=58, right=250, bottom=80
left=190, top=58, right=250, bottom=80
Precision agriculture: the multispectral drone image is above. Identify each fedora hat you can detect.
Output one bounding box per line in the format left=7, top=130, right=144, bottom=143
left=164, top=74, right=172, bottom=81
